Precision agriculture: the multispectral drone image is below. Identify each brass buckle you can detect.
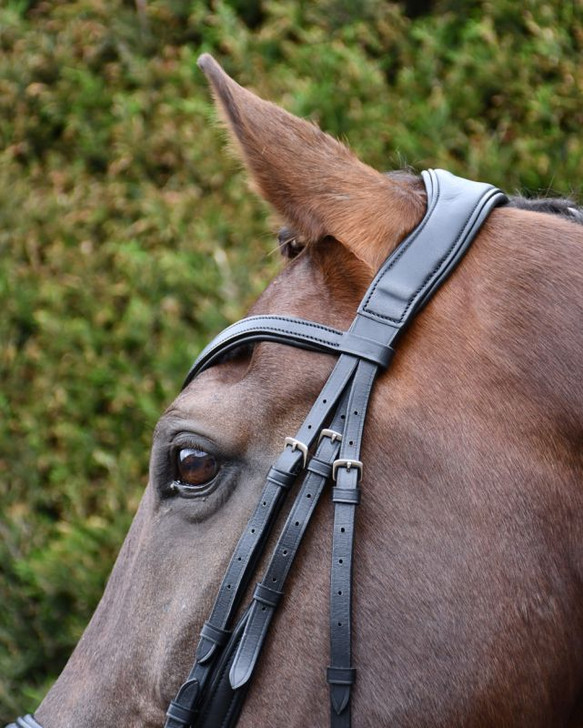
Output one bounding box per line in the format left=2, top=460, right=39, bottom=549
left=332, top=458, right=363, bottom=482
left=284, top=437, right=308, bottom=468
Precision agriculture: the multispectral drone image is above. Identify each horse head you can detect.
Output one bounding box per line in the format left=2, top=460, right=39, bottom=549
left=15, top=56, right=583, bottom=728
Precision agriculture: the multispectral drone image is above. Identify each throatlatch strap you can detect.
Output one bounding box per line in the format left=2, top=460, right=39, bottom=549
left=164, top=170, right=506, bottom=728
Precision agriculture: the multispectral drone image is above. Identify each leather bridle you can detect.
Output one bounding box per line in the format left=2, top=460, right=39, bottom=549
left=8, top=170, right=506, bottom=728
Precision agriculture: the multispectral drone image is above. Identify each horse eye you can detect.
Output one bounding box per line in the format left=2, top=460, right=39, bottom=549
left=277, top=227, right=305, bottom=259
left=175, top=448, right=218, bottom=488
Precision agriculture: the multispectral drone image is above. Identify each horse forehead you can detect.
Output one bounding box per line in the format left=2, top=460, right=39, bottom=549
left=249, top=254, right=324, bottom=315
left=248, top=249, right=364, bottom=332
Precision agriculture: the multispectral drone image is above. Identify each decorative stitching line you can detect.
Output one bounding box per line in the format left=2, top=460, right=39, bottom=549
left=218, top=315, right=342, bottom=336
left=363, top=180, right=500, bottom=325
left=361, top=169, right=441, bottom=317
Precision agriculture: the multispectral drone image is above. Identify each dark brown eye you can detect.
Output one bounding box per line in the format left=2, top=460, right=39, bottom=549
left=176, top=448, right=218, bottom=488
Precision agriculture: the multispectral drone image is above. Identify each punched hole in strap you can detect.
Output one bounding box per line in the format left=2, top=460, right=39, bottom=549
left=253, top=582, right=284, bottom=609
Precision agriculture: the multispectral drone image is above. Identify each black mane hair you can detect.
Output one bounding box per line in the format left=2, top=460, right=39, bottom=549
left=506, top=195, right=583, bottom=224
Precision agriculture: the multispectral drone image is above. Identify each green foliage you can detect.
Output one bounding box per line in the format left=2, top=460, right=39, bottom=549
left=1, top=0, right=581, bottom=718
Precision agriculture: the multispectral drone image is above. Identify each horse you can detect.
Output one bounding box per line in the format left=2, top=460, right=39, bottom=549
left=9, top=54, right=583, bottom=728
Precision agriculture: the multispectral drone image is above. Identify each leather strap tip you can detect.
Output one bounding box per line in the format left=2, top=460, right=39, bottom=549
left=195, top=637, right=217, bottom=664
left=330, top=684, right=351, bottom=715
left=229, top=660, right=252, bottom=691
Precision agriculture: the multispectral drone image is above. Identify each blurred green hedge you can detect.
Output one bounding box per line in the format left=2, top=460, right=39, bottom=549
left=1, top=0, right=581, bottom=718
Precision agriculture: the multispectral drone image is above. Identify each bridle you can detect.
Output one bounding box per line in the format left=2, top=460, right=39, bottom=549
left=8, top=170, right=506, bottom=728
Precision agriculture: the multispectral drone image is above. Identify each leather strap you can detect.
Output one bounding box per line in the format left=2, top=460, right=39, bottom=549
left=228, top=400, right=349, bottom=691
left=165, top=358, right=360, bottom=728
left=183, top=317, right=393, bottom=387
left=6, top=717, right=44, bottom=728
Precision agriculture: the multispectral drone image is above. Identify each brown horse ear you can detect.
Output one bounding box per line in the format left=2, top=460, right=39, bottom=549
left=198, top=54, right=424, bottom=271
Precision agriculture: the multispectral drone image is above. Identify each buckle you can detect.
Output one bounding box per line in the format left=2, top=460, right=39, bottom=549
left=318, top=428, right=343, bottom=445
left=332, top=458, right=363, bottom=482
left=284, top=437, right=308, bottom=468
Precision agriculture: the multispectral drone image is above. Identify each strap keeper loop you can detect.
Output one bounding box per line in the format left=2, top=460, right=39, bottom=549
left=165, top=678, right=200, bottom=727
left=307, top=456, right=333, bottom=479
left=327, top=666, right=356, bottom=685
left=267, top=466, right=296, bottom=490
left=166, top=700, right=197, bottom=726
left=340, top=332, right=395, bottom=369
left=253, top=582, right=284, bottom=608
left=200, top=620, right=230, bottom=647
left=332, top=486, right=361, bottom=505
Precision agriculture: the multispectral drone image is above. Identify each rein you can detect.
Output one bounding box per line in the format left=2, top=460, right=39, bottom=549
left=8, top=170, right=506, bottom=728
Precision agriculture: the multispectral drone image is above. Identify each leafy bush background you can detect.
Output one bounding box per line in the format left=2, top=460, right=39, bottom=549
left=1, top=0, right=581, bottom=717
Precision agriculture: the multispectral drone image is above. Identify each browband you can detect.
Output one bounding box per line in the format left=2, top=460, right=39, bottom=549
left=7, top=170, right=506, bottom=728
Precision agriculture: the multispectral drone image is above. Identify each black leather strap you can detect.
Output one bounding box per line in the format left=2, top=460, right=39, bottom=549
left=328, top=359, right=377, bottom=725
left=183, top=317, right=393, bottom=387
left=228, top=400, right=349, bottom=691
left=165, top=359, right=359, bottom=728
left=358, top=169, right=505, bottom=329
left=160, top=170, right=506, bottom=728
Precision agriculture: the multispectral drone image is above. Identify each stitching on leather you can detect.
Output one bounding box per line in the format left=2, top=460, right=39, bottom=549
left=223, top=315, right=340, bottom=336
left=361, top=170, right=440, bottom=318
left=238, top=327, right=342, bottom=347
left=363, top=183, right=494, bottom=324
left=196, top=328, right=342, bottom=370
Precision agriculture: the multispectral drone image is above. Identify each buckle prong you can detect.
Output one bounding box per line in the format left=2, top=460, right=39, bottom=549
left=318, top=428, right=343, bottom=445
left=284, top=437, right=308, bottom=468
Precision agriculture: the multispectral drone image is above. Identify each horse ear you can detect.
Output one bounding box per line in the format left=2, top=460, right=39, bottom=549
left=198, top=54, right=424, bottom=271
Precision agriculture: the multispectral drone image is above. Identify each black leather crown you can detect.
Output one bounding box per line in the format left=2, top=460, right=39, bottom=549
left=7, top=170, right=506, bottom=728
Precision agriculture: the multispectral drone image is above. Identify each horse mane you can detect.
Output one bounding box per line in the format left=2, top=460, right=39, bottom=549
left=386, top=170, right=583, bottom=224
left=506, top=195, right=583, bottom=224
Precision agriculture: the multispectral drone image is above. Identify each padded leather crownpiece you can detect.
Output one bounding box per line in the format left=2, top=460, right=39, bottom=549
left=359, top=170, right=505, bottom=326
